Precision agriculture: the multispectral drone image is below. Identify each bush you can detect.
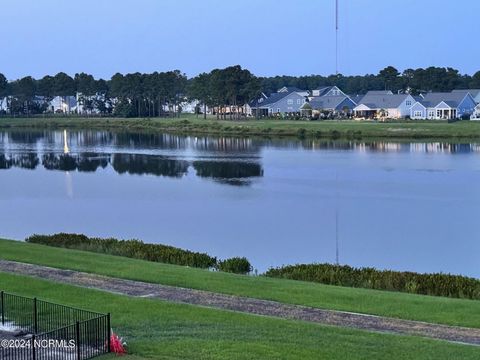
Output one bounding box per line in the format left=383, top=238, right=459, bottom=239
left=26, top=233, right=217, bottom=269
left=265, top=263, right=480, bottom=300
left=217, top=257, right=252, bottom=275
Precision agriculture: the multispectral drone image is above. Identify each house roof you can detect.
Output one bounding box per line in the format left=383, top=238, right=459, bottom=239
left=308, top=95, right=352, bottom=110
left=278, top=86, right=302, bottom=93
left=355, top=94, right=410, bottom=109
left=349, top=95, right=364, bottom=104
left=419, top=92, right=471, bottom=108
left=365, top=90, right=394, bottom=96
left=248, top=93, right=268, bottom=107
left=314, top=86, right=333, bottom=96
left=451, top=89, right=480, bottom=98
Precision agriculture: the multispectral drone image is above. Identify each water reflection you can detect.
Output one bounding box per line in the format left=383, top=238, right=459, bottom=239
left=112, top=154, right=189, bottom=178
left=0, top=130, right=479, bottom=188
left=0, top=130, right=479, bottom=276
left=193, top=161, right=264, bottom=186
left=1, top=130, right=479, bottom=154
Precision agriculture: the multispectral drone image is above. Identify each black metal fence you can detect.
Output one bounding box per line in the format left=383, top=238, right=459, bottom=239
left=0, top=291, right=110, bottom=360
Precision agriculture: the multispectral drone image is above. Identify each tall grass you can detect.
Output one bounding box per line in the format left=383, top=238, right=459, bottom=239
left=26, top=233, right=217, bottom=269
left=265, top=263, right=480, bottom=300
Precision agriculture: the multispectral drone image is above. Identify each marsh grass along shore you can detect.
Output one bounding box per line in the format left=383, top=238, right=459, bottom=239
left=1, top=115, right=480, bottom=140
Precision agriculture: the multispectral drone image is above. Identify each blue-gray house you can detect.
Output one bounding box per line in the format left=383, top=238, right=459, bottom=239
left=410, top=91, right=477, bottom=120
left=302, top=95, right=357, bottom=115
left=251, top=89, right=308, bottom=116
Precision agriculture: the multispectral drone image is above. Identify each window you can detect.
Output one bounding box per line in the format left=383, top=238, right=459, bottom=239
left=414, top=111, right=422, bottom=117
left=277, top=108, right=281, bottom=113
left=428, top=110, right=435, bottom=118
left=287, top=99, right=293, bottom=105
left=406, top=100, right=412, bottom=106
left=297, top=99, right=302, bottom=105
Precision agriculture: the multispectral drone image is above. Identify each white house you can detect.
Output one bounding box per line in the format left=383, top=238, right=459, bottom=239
left=471, top=104, right=480, bottom=120
left=353, top=94, right=415, bottom=119
left=49, top=96, right=77, bottom=113
left=0, top=97, right=9, bottom=112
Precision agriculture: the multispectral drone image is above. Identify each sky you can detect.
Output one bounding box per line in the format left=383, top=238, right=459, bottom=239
left=1, top=0, right=479, bottom=80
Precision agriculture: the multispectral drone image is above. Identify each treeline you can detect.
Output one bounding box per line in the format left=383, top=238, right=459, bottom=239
left=259, top=66, right=480, bottom=95
left=265, top=263, right=480, bottom=300
left=1, top=65, right=479, bottom=117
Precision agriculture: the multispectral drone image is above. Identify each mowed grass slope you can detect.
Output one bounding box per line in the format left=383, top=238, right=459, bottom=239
left=1, top=116, right=480, bottom=139
left=1, top=239, right=480, bottom=329
left=1, top=272, right=479, bottom=360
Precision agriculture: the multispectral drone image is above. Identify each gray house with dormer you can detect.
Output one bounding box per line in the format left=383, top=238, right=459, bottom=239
left=250, top=89, right=308, bottom=116
left=410, top=91, right=476, bottom=120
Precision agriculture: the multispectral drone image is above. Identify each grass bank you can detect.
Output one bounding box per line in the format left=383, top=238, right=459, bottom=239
left=1, top=272, right=479, bottom=360
left=1, top=239, right=480, bottom=329
left=1, top=115, right=480, bottom=140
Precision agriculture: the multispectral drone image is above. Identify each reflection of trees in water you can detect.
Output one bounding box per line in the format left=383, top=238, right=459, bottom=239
left=193, top=161, right=263, bottom=186
left=0, top=153, right=39, bottom=169
left=6, top=131, right=45, bottom=144
left=12, top=153, right=40, bottom=169
left=114, top=133, right=189, bottom=150
left=0, top=154, right=12, bottom=169
left=43, top=153, right=78, bottom=171
left=112, top=154, right=189, bottom=178
left=42, top=153, right=108, bottom=172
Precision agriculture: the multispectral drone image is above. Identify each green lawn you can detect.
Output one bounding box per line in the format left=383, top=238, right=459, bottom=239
left=1, top=272, right=478, bottom=360
left=2, top=239, right=480, bottom=329
left=1, top=115, right=480, bottom=140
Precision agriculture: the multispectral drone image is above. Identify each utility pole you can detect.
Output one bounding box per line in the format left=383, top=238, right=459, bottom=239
left=335, top=0, right=339, bottom=75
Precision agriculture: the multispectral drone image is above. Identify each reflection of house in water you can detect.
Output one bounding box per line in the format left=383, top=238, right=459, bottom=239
left=193, top=161, right=264, bottom=186
left=111, top=154, right=189, bottom=178
left=192, top=137, right=259, bottom=154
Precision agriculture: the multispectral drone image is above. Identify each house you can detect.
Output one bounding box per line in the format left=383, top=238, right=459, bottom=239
left=251, top=88, right=308, bottom=116
left=311, top=86, right=345, bottom=97
left=471, top=104, right=480, bottom=120
left=410, top=92, right=476, bottom=120
left=301, top=95, right=357, bottom=118
left=246, top=93, right=268, bottom=116
left=353, top=94, right=416, bottom=119
left=365, top=90, right=394, bottom=96
left=49, top=96, right=77, bottom=113
left=277, top=86, right=309, bottom=97
left=0, top=97, right=9, bottom=113
left=452, top=89, right=480, bottom=104
left=77, top=92, right=110, bottom=115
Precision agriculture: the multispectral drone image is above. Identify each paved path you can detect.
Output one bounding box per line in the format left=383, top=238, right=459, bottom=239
left=1, top=259, right=480, bottom=346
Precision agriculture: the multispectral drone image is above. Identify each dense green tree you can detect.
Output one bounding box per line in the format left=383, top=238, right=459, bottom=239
left=0, top=73, right=7, bottom=97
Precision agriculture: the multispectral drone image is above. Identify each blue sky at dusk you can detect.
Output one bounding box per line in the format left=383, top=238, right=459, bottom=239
left=1, top=0, right=478, bottom=80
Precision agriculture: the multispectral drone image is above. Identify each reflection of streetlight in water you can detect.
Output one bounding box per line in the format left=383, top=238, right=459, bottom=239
left=63, top=129, right=73, bottom=198
left=63, top=129, right=70, bottom=154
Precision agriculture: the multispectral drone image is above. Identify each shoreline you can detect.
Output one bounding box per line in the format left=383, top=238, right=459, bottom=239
left=1, top=116, right=480, bottom=141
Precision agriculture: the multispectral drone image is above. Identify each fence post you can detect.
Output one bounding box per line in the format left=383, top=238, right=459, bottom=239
left=33, top=297, right=38, bottom=334
left=107, top=313, right=111, bottom=353
left=32, top=334, right=36, bottom=360
left=1, top=291, right=4, bottom=325
left=76, top=321, right=81, bottom=360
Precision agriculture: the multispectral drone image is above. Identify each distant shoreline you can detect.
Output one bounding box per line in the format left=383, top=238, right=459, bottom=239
left=1, top=116, right=480, bottom=141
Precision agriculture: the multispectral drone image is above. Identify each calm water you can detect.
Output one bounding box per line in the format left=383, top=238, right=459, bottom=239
left=0, top=130, right=479, bottom=276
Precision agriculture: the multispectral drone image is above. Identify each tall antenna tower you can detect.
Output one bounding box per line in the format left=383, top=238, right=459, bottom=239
left=335, top=0, right=339, bottom=75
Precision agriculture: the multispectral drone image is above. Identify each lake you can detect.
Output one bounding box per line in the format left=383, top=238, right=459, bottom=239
left=0, top=130, right=479, bottom=276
